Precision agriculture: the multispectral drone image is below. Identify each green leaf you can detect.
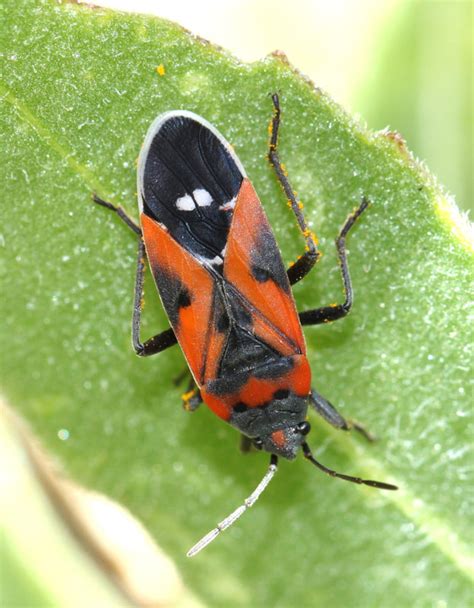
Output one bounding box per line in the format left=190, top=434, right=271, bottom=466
left=1, top=1, right=472, bottom=606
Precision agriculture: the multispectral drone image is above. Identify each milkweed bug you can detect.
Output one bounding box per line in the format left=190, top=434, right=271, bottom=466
left=92, top=93, right=397, bottom=557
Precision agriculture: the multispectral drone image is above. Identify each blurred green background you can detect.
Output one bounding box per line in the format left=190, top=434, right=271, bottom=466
left=356, top=0, right=473, bottom=215
left=93, top=0, right=473, bottom=214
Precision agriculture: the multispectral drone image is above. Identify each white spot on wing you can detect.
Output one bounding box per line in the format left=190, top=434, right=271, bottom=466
left=176, top=194, right=195, bottom=211
left=198, top=254, right=223, bottom=267
left=193, top=188, right=213, bottom=207
left=209, top=256, right=223, bottom=266
left=219, top=196, right=236, bottom=212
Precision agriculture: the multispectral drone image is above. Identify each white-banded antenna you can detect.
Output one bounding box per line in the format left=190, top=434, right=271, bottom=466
left=187, top=455, right=278, bottom=557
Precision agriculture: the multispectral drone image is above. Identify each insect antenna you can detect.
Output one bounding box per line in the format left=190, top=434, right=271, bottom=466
left=301, top=442, right=397, bottom=490
left=187, top=454, right=278, bottom=557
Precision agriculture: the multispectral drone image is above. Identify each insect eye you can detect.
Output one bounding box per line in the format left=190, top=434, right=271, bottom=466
left=296, top=421, right=311, bottom=436
left=253, top=437, right=263, bottom=449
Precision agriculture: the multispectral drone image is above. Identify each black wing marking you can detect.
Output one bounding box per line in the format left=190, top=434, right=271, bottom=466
left=201, top=277, right=286, bottom=394
left=138, top=112, right=245, bottom=271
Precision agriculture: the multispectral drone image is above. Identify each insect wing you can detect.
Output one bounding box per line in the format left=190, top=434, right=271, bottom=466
left=223, top=178, right=306, bottom=356
left=141, top=213, right=215, bottom=384
left=137, top=110, right=248, bottom=384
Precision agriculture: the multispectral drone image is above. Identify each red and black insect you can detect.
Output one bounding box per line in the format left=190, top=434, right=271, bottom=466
left=92, top=94, right=397, bottom=556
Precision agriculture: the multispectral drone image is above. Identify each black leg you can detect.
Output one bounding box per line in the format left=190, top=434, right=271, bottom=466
left=92, top=194, right=142, bottom=236
left=309, top=390, right=375, bottom=442
left=240, top=435, right=254, bottom=453
left=131, top=239, right=178, bottom=356
left=173, top=366, right=191, bottom=386
left=299, top=197, right=369, bottom=326
left=287, top=250, right=320, bottom=286
left=267, top=94, right=320, bottom=286
left=181, top=376, right=203, bottom=411
left=92, top=194, right=178, bottom=357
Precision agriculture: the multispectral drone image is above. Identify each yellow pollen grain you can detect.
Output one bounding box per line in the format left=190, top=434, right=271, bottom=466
left=156, top=64, right=166, bottom=76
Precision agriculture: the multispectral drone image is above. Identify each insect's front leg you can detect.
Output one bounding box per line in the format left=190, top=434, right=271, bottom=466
left=240, top=435, right=254, bottom=453
left=267, top=94, right=320, bottom=285
left=299, top=197, right=369, bottom=326
left=309, top=389, right=375, bottom=442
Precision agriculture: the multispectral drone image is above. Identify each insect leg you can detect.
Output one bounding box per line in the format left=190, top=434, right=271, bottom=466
left=173, top=367, right=190, bottom=386
left=240, top=435, right=254, bottom=453
left=181, top=376, right=203, bottom=412
left=309, top=390, right=375, bottom=442
left=92, top=194, right=177, bottom=356
left=132, top=239, right=178, bottom=356
left=92, top=194, right=141, bottom=236
left=267, top=94, right=320, bottom=285
left=287, top=251, right=320, bottom=286
left=299, top=197, right=369, bottom=326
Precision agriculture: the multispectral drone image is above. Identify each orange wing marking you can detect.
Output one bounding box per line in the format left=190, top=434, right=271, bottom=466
left=141, top=213, right=214, bottom=385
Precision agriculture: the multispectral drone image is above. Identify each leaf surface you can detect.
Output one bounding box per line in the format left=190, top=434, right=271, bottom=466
left=1, top=1, right=473, bottom=606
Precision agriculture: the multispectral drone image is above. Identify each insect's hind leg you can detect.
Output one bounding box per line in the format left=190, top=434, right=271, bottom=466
left=298, top=197, right=369, bottom=326
left=91, top=194, right=178, bottom=357
left=309, top=390, right=375, bottom=442
left=267, top=94, right=320, bottom=286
